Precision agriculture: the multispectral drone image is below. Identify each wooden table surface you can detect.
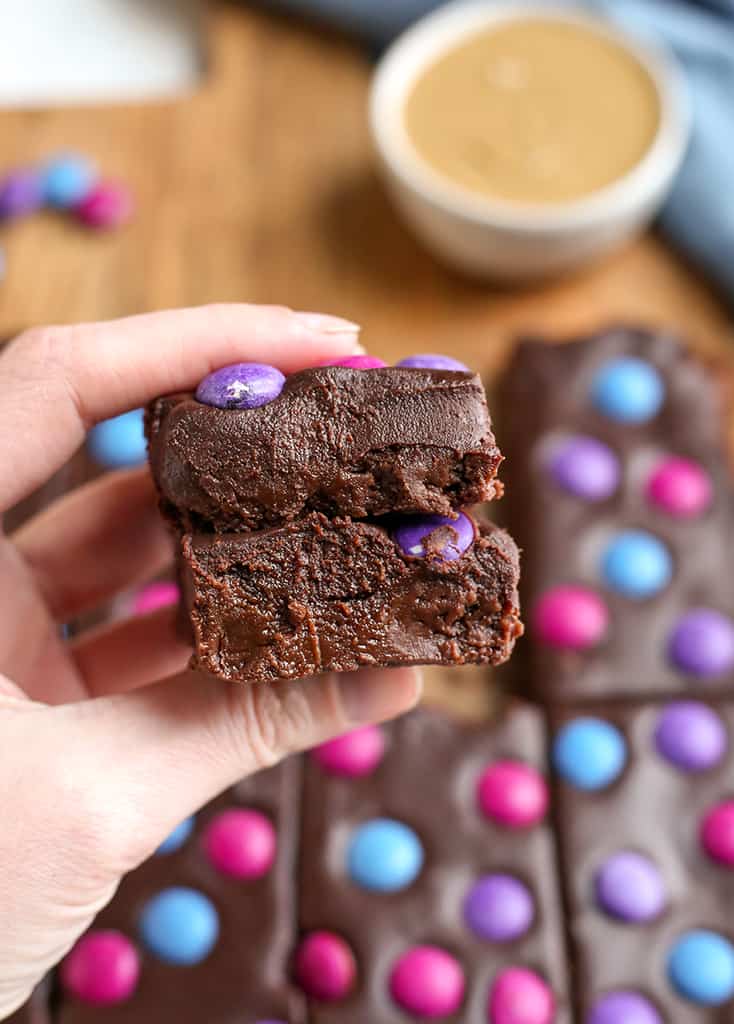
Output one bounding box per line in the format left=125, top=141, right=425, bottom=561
left=0, top=2, right=731, bottom=374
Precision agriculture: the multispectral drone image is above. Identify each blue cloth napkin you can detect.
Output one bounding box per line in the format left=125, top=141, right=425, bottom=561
left=262, top=0, right=734, bottom=302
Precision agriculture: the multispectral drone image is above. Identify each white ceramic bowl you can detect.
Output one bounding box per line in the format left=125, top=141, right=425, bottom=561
left=369, top=1, right=691, bottom=280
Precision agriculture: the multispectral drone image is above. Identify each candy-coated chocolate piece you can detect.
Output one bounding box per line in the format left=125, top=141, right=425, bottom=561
left=138, top=887, right=219, bottom=965
left=600, top=530, right=672, bottom=599
left=347, top=817, right=423, bottom=891
left=488, top=966, right=555, bottom=1024
left=326, top=355, right=387, bottom=369
left=155, top=816, right=194, bottom=855
left=132, top=581, right=180, bottom=616
left=61, top=930, right=139, bottom=1006
left=312, top=725, right=385, bottom=777
left=700, top=801, right=734, bottom=866
left=477, top=760, right=548, bottom=829
left=590, top=357, right=665, bottom=424
left=586, top=991, right=663, bottom=1024
left=463, top=874, right=534, bottom=942
left=0, top=168, right=43, bottom=218
left=594, top=851, right=666, bottom=922
left=75, top=180, right=134, bottom=228
left=668, top=608, right=734, bottom=677
left=196, top=362, right=285, bottom=410
left=646, top=456, right=712, bottom=518
left=553, top=718, right=627, bottom=791
left=294, top=931, right=356, bottom=1001
left=43, top=153, right=97, bottom=207
left=533, top=585, right=608, bottom=650
left=202, top=808, right=277, bottom=879
left=654, top=701, right=727, bottom=772
left=548, top=435, right=620, bottom=501
left=667, top=930, right=734, bottom=1005
left=392, top=511, right=475, bottom=562
left=88, top=408, right=146, bottom=468
left=397, top=353, right=470, bottom=371
left=390, top=946, right=465, bottom=1018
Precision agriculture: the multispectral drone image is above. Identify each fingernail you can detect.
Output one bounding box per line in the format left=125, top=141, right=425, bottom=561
left=294, top=312, right=361, bottom=335
left=337, top=667, right=423, bottom=725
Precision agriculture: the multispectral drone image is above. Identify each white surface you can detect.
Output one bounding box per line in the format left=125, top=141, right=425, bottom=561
left=369, top=1, right=691, bottom=280
left=0, top=0, right=204, bottom=107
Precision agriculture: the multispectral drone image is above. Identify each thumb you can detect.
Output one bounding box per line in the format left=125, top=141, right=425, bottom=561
left=59, top=666, right=423, bottom=872
left=0, top=667, right=421, bottom=1014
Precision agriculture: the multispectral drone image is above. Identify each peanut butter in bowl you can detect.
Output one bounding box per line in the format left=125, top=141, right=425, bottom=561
left=403, top=16, right=662, bottom=207
left=369, top=3, right=690, bottom=280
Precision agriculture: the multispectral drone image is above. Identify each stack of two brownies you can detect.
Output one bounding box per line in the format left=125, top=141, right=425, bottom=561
left=146, top=359, right=522, bottom=684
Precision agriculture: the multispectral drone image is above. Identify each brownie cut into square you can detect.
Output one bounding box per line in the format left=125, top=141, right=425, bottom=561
left=298, top=702, right=571, bottom=1023
left=147, top=365, right=503, bottom=532
left=56, top=761, right=306, bottom=1024
left=497, top=326, right=734, bottom=703
left=551, top=697, right=734, bottom=1022
left=178, top=510, right=522, bottom=684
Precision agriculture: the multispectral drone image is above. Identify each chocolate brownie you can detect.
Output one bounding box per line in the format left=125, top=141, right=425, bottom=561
left=178, top=511, right=522, bottom=683
left=57, top=760, right=305, bottom=1024
left=498, top=326, right=734, bottom=702
left=298, top=703, right=571, bottom=1023
left=551, top=699, right=734, bottom=1022
left=146, top=366, right=502, bottom=532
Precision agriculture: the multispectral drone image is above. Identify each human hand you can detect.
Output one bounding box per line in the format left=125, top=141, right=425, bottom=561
left=0, top=305, right=422, bottom=1018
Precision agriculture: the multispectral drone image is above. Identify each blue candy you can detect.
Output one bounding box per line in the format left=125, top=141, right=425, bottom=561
left=668, top=931, right=734, bottom=1005
left=139, top=887, right=219, bottom=965
left=43, top=154, right=97, bottom=208
left=553, top=718, right=627, bottom=791
left=156, top=816, right=195, bottom=855
left=347, top=818, right=423, bottom=892
left=601, top=530, right=673, bottom=599
left=591, top=358, right=665, bottom=424
left=88, top=408, right=146, bottom=468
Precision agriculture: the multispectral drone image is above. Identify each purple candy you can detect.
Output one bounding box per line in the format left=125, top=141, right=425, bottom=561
left=655, top=701, right=727, bottom=772
left=548, top=435, right=620, bottom=501
left=391, top=512, right=475, bottom=562
left=669, top=609, right=734, bottom=678
left=196, top=362, right=285, bottom=410
left=463, top=874, right=534, bottom=942
left=397, top=353, right=470, bottom=372
left=0, top=168, right=44, bottom=219
left=595, top=852, right=666, bottom=923
left=587, top=991, right=663, bottom=1024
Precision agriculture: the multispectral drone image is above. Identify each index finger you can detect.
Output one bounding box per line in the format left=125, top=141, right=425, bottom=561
left=0, top=304, right=361, bottom=511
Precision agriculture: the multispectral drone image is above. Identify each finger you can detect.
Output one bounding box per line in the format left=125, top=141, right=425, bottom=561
left=0, top=304, right=362, bottom=510
left=49, top=666, right=422, bottom=874
left=13, top=469, right=171, bottom=621
left=70, top=607, right=190, bottom=697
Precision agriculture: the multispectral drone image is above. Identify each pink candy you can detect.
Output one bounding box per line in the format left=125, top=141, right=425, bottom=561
left=203, top=808, right=276, bottom=879
left=312, top=725, right=386, bottom=777
left=390, top=946, right=465, bottom=1018
left=132, top=581, right=180, bottom=616
left=533, top=586, right=609, bottom=651
left=647, top=457, right=712, bottom=518
left=61, top=930, right=139, bottom=1006
left=488, top=967, right=555, bottom=1024
left=477, top=761, right=549, bottom=829
left=326, top=355, right=387, bottom=369
left=75, top=180, right=134, bottom=229
left=700, top=801, right=734, bottom=866
left=295, top=931, right=356, bottom=1001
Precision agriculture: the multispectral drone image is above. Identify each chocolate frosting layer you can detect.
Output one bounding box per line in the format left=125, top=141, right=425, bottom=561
left=179, top=511, right=522, bottom=683
left=147, top=366, right=502, bottom=531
